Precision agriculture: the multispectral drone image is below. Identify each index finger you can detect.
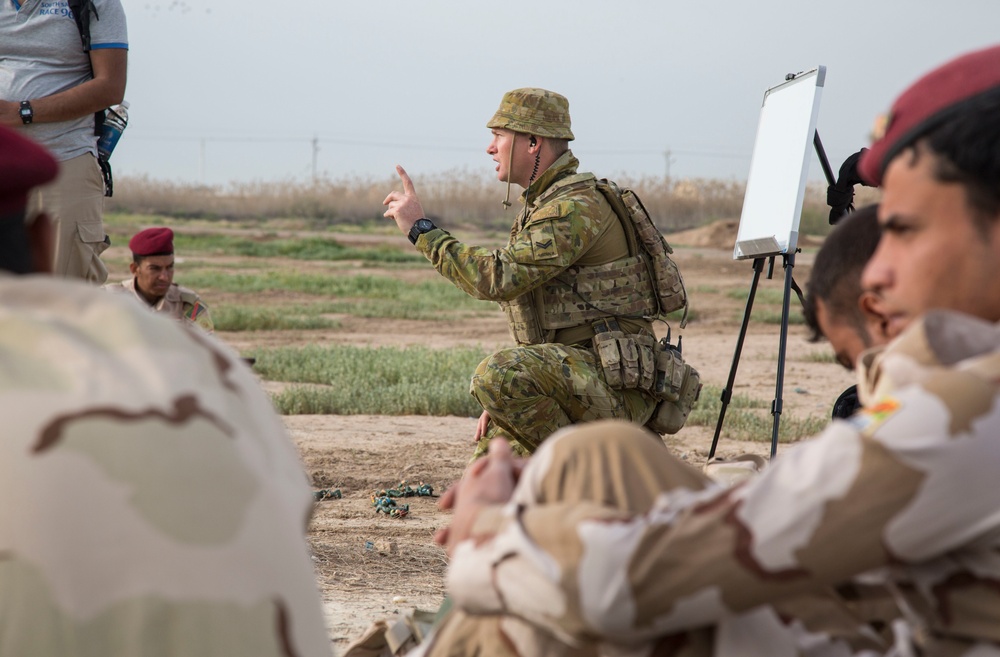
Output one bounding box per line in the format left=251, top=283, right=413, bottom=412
left=395, top=164, right=416, bottom=195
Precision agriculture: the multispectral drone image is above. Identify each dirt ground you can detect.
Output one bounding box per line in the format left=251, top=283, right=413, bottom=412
left=209, top=222, right=855, bottom=652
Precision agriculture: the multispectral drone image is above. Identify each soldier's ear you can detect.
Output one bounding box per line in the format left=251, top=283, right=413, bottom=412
left=859, top=291, right=891, bottom=347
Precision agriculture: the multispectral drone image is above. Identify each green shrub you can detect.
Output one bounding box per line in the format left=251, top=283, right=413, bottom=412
left=213, top=306, right=339, bottom=331
left=252, top=344, right=490, bottom=416
left=686, top=384, right=824, bottom=443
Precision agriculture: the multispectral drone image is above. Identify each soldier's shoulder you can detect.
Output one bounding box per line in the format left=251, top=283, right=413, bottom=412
left=551, top=173, right=612, bottom=213
left=103, top=279, right=132, bottom=294
left=176, top=285, right=204, bottom=305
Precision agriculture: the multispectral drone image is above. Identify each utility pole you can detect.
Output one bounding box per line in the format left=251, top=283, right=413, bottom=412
left=663, top=148, right=675, bottom=180
left=200, top=138, right=206, bottom=183
left=311, top=136, right=319, bottom=182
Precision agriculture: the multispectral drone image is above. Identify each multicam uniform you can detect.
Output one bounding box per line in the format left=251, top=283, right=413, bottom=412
left=428, top=310, right=1000, bottom=656
left=415, top=151, right=659, bottom=457
left=0, top=275, right=330, bottom=656
left=105, top=276, right=214, bottom=332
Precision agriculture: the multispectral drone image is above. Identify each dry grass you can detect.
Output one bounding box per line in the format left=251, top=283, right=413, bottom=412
left=108, top=172, right=881, bottom=236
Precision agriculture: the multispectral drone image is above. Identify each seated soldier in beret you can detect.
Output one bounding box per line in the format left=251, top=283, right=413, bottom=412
left=105, top=226, right=214, bottom=332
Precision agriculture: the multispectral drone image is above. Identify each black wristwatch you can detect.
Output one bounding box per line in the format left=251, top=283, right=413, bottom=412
left=407, top=218, right=436, bottom=244
left=19, top=100, right=33, bottom=125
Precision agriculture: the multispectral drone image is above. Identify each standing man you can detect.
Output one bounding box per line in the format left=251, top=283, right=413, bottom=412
left=105, top=226, right=214, bottom=332
left=383, top=88, right=687, bottom=458
left=0, top=125, right=332, bottom=657
left=425, top=44, right=1000, bottom=656
left=1, top=0, right=128, bottom=283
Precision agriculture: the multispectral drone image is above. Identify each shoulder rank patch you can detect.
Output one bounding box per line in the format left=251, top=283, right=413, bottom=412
left=529, top=221, right=559, bottom=261
left=847, top=397, right=902, bottom=434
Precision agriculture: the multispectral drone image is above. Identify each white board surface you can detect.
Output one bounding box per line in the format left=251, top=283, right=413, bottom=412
left=733, top=67, right=825, bottom=260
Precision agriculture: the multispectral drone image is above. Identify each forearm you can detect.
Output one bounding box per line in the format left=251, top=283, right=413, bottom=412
left=1, top=49, right=126, bottom=127
left=27, top=79, right=123, bottom=123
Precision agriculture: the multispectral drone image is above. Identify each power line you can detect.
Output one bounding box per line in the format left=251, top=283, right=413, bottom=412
left=123, top=132, right=750, bottom=160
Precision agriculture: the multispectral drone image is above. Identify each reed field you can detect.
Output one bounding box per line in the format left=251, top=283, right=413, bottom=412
left=107, top=170, right=879, bottom=235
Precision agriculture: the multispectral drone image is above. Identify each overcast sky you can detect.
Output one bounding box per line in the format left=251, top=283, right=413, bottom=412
left=112, top=0, right=999, bottom=187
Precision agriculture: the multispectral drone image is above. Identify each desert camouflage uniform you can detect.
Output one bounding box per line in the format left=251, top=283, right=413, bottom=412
left=106, top=276, right=215, bottom=332
left=0, top=275, right=331, bottom=656
left=424, top=310, right=1000, bottom=656
left=415, top=151, right=658, bottom=457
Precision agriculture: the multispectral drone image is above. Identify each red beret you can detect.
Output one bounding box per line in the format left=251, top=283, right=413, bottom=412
left=0, top=125, right=59, bottom=216
left=859, top=44, right=1000, bottom=186
left=129, top=227, right=174, bottom=256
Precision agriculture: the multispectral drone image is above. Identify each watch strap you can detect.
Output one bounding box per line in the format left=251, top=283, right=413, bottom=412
left=19, top=100, right=33, bottom=125
left=407, top=219, right=436, bottom=245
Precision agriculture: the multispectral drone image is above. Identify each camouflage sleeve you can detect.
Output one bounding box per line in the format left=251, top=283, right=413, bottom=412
left=416, top=196, right=614, bottom=302
left=446, top=373, right=999, bottom=643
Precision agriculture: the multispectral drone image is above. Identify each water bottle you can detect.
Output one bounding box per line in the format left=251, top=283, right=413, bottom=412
left=97, top=100, right=129, bottom=160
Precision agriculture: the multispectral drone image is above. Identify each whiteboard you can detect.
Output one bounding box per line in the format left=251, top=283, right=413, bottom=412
left=733, top=67, right=825, bottom=260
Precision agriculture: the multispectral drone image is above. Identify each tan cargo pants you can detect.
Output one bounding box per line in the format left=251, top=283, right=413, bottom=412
left=27, top=153, right=109, bottom=283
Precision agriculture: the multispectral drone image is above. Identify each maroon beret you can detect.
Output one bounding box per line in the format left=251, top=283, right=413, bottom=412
left=0, top=125, right=59, bottom=216
left=859, top=44, right=1000, bottom=186
left=129, top=227, right=174, bottom=256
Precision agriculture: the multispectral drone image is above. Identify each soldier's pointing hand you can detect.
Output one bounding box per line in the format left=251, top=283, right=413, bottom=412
left=382, top=165, right=425, bottom=234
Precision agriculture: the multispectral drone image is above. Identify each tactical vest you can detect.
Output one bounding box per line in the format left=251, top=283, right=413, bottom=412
left=500, top=173, right=686, bottom=345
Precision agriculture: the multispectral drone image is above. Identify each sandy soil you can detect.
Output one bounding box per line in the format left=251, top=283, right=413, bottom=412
left=202, top=222, right=855, bottom=652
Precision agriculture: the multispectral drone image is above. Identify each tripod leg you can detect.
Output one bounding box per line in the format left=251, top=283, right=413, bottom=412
left=709, top=257, right=765, bottom=459
left=770, top=251, right=797, bottom=458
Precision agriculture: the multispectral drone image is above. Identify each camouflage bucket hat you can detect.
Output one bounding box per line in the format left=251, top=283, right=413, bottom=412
left=486, top=88, right=575, bottom=140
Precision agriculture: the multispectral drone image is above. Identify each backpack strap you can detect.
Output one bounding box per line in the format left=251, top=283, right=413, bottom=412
left=67, top=0, right=98, bottom=52
left=67, top=0, right=106, bottom=137
left=594, top=178, right=642, bottom=259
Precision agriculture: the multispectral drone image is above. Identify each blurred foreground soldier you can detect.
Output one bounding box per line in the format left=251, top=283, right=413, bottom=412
left=0, top=126, right=332, bottom=656
left=383, top=88, right=693, bottom=459
left=105, top=226, right=214, bottom=332
left=803, top=204, right=890, bottom=418
left=418, top=44, right=1000, bottom=656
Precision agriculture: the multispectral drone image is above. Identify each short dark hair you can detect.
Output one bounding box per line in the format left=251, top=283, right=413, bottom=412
left=913, top=89, right=1000, bottom=231
left=803, top=204, right=881, bottom=342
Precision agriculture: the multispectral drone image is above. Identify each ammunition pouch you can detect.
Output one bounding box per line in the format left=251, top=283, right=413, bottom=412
left=500, top=296, right=545, bottom=345
left=592, top=320, right=657, bottom=390
left=645, top=338, right=702, bottom=435
left=591, top=322, right=701, bottom=435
